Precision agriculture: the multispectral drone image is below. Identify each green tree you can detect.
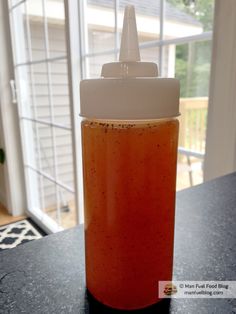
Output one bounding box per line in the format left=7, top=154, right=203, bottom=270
left=167, top=0, right=214, bottom=31
left=167, top=0, right=214, bottom=97
left=175, top=41, right=211, bottom=97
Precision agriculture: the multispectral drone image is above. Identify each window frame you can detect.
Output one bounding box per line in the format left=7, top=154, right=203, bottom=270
left=78, top=0, right=213, bottom=79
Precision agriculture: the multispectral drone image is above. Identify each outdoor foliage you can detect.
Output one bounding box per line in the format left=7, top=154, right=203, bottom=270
left=167, top=0, right=214, bottom=31
left=167, top=0, right=214, bottom=97
left=175, top=41, right=212, bottom=97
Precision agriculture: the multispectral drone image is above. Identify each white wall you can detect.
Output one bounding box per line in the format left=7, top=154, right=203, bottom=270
left=204, top=0, right=236, bottom=180
left=0, top=115, right=6, bottom=206
left=0, top=0, right=26, bottom=215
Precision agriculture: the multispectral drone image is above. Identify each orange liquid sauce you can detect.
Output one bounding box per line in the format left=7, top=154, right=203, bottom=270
left=82, top=119, right=179, bottom=310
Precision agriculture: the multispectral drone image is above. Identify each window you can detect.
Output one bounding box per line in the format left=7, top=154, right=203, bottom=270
left=7, top=0, right=215, bottom=231
left=79, top=0, right=214, bottom=190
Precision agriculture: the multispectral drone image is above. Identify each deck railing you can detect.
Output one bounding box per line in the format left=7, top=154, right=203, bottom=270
left=177, top=97, right=208, bottom=189
left=179, top=97, right=208, bottom=153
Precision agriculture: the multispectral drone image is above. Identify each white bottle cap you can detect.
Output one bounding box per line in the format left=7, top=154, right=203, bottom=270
left=80, top=5, right=180, bottom=120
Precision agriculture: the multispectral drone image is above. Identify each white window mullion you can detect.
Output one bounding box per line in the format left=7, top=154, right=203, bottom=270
left=42, top=0, right=61, bottom=225
left=24, top=0, right=45, bottom=213
left=159, top=0, right=165, bottom=76
left=21, top=116, right=72, bottom=131
left=26, top=164, right=75, bottom=194
left=81, top=32, right=212, bottom=59
left=78, top=0, right=88, bottom=78
left=15, top=55, right=67, bottom=67
left=9, top=0, right=26, bottom=11
left=64, top=0, right=84, bottom=224
left=114, top=0, right=119, bottom=60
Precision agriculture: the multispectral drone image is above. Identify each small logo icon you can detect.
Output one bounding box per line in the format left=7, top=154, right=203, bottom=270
left=163, top=283, right=177, bottom=296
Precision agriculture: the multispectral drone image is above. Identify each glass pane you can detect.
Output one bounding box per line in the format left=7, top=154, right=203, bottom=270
left=11, top=0, right=67, bottom=64
left=37, top=125, right=55, bottom=178
left=10, top=0, right=23, bottom=6
left=46, top=0, right=67, bottom=58
left=36, top=127, right=76, bottom=229
left=119, top=0, right=160, bottom=44
left=41, top=176, right=58, bottom=220
left=21, top=120, right=41, bottom=169
left=25, top=0, right=46, bottom=62
left=54, top=127, right=74, bottom=191
left=86, top=0, right=115, bottom=54
left=164, top=0, right=215, bottom=39
left=16, top=0, right=67, bottom=63
left=177, top=159, right=204, bottom=191
left=54, top=127, right=76, bottom=229
left=57, top=189, right=76, bottom=229
left=32, top=63, right=51, bottom=122
left=44, top=186, right=76, bottom=229
left=140, top=47, right=159, bottom=63
left=48, top=24, right=67, bottom=58
left=88, top=28, right=116, bottom=54
left=29, top=61, right=70, bottom=127
left=50, top=60, right=71, bottom=126
left=86, top=53, right=116, bottom=78
left=169, top=41, right=211, bottom=190
left=162, top=41, right=212, bottom=97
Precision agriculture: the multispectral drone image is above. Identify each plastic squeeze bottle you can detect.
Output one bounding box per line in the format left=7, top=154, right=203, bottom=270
left=80, top=5, right=180, bottom=310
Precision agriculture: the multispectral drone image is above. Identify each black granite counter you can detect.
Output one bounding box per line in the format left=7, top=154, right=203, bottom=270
left=0, top=173, right=236, bottom=313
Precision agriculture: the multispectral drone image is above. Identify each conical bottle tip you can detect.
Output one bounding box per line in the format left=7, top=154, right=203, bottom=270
left=119, top=5, right=140, bottom=62
left=124, top=5, right=135, bottom=18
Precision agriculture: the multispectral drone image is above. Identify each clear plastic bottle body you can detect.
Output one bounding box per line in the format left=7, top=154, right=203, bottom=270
left=81, top=118, right=179, bottom=310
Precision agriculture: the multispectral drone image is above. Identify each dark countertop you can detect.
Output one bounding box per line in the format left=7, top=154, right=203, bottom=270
left=0, top=173, right=236, bottom=314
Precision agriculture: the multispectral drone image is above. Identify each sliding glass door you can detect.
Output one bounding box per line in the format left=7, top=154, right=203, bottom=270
left=8, top=0, right=80, bottom=232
